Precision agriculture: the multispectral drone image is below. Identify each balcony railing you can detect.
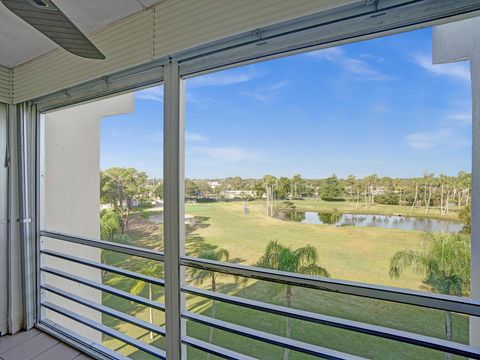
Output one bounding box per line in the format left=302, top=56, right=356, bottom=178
left=38, top=230, right=480, bottom=360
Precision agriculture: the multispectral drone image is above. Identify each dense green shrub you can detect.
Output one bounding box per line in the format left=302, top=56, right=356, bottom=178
left=100, top=209, right=122, bottom=240
left=459, top=205, right=471, bottom=234
left=375, top=193, right=400, bottom=205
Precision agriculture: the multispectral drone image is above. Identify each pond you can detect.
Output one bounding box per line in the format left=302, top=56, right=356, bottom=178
left=275, top=210, right=464, bottom=233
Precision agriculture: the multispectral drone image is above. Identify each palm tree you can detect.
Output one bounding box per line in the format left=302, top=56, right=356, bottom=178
left=130, top=262, right=163, bottom=340
left=389, top=233, right=470, bottom=360
left=422, top=172, right=434, bottom=214
left=191, top=248, right=230, bottom=352
left=262, top=175, right=277, bottom=217
left=256, top=240, right=330, bottom=360
left=292, top=174, right=302, bottom=198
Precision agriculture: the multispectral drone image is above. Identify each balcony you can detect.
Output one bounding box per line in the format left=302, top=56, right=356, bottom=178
left=28, top=229, right=480, bottom=359
left=0, top=328, right=93, bottom=360
left=2, top=1, right=480, bottom=360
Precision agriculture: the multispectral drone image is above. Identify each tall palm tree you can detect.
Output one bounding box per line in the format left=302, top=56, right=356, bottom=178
left=389, top=233, right=470, bottom=360
left=256, top=240, right=330, bottom=360
left=422, top=172, right=435, bottom=214
left=130, top=262, right=164, bottom=340
left=292, top=174, right=302, bottom=198
left=191, top=248, right=230, bottom=352
left=263, top=175, right=277, bottom=217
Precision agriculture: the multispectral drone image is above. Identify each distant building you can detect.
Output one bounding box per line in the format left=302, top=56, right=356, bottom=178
left=100, top=203, right=112, bottom=210
left=369, top=186, right=386, bottom=195
left=208, top=181, right=221, bottom=188
left=222, top=190, right=256, bottom=199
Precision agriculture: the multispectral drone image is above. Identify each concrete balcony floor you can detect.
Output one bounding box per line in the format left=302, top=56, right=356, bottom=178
left=0, top=328, right=93, bottom=360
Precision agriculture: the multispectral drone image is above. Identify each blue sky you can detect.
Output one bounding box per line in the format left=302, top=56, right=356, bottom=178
left=101, top=27, right=472, bottom=179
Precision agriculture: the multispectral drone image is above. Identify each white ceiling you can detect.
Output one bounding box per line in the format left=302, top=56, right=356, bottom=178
left=0, top=0, right=162, bottom=68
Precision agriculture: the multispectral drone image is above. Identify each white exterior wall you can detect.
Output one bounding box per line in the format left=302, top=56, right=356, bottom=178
left=42, top=93, right=134, bottom=341
left=433, top=16, right=480, bottom=348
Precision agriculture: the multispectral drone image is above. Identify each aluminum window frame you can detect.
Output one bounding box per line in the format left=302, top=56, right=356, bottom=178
left=35, top=78, right=167, bottom=359
left=29, top=1, right=480, bottom=359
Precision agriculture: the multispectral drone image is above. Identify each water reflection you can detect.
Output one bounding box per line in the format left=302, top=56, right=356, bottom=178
left=276, top=210, right=463, bottom=233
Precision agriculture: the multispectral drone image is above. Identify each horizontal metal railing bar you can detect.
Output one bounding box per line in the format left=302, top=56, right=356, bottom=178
left=37, top=320, right=129, bottom=360
left=42, top=284, right=166, bottom=336
left=42, top=301, right=166, bottom=359
left=182, top=311, right=365, bottom=360
left=183, top=286, right=480, bottom=358
left=40, top=230, right=165, bottom=262
left=182, top=336, right=258, bottom=360
left=181, top=256, right=480, bottom=317
left=41, top=267, right=165, bottom=312
left=40, top=232, right=480, bottom=316
left=41, top=249, right=165, bottom=287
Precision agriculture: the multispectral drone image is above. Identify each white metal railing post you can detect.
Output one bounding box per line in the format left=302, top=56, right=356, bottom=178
left=164, top=60, right=186, bottom=360
left=36, top=113, right=45, bottom=324
left=17, top=103, right=36, bottom=329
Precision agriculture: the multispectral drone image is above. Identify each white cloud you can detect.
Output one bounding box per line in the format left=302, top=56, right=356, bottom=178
left=310, top=47, right=344, bottom=62
left=359, top=53, right=385, bottom=63
left=186, top=132, right=208, bottom=142
left=145, top=131, right=208, bottom=143
left=411, top=54, right=470, bottom=82
left=189, top=66, right=263, bottom=88
left=447, top=112, right=471, bottom=123
left=405, top=129, right=451, bottom=150
left=308, top=47, right=391, bottom=81
left=192, top=146, right=255, bottom=161
left=241, top=81, right=288, bottom=102
left=186, top=92, right=215, bottom=107
left=135, top=86, right=164, bottom=102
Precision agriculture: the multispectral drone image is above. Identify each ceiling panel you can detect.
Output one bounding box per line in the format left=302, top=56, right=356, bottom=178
left=0, top=4, right=56, bottom=68
left=0, top=0, right=162, bottom=67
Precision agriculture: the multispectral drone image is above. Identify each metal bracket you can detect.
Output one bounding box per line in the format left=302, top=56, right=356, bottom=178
left=365, top=0, right=380, bottom=10
left=17, top=218, right=32, bottom=223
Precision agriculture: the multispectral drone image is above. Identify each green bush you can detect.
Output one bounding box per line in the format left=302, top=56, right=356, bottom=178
left=100, top=209, right=122, bottom=240
left=138, top=201, right=154, bottom=209
left=375, top=193, right=399, bottom=205
left=459, top=205, right=471, bottom=234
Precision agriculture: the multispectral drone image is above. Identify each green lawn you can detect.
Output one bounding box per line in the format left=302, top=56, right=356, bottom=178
left=101, top=200, right=469, bottom=359
left=186, top=201, right=427, bottom=288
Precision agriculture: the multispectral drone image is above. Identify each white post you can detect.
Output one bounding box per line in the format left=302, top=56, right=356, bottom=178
left=432, top=18, right=480, bottom=348
left=164, top=61, right=186, bottom=360
left=470, top=57, right=480, bottom=349
left=17, top=103, right=36, bottom=330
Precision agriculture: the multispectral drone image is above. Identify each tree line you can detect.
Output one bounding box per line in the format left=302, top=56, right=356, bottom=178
left=188, top=172, right=472, bottom=214
left=100, top=167, right=472, bottom=234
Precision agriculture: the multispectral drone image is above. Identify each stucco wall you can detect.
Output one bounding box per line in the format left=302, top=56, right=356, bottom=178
left=42, top=93, right=134, bottom=341
left=433, top=16, right=480, bottom=348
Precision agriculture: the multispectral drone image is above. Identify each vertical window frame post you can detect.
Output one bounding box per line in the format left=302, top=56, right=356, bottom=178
left=471, top=57, right=480, bottom=348
left=164, top=61, right=186, bottom=360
